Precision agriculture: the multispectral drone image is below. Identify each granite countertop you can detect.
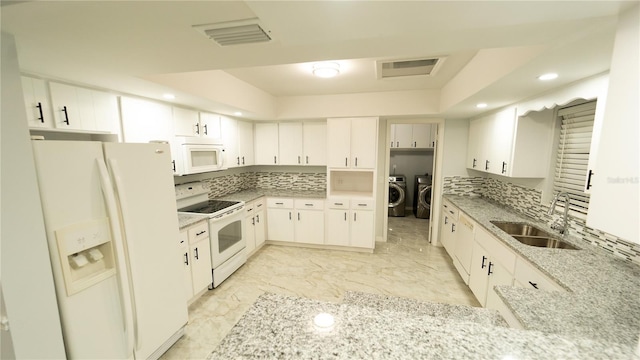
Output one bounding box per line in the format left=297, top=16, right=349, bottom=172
left=443, top=195, right=640, bottom=348
left=177, top=189, right=326, bottom=230
left=209, top=292, right=636, bottom=359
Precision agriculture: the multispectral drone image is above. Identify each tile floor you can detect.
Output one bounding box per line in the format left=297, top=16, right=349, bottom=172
left=160, top=216, right=478, bottom=359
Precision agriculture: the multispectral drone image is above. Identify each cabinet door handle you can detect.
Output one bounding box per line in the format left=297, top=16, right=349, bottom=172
left=528, top=281, right=538, bottom=289
left=204, top=124, right=208, bottom=135
left=184, top=252, right=189, bottom=265
left=487, top=262, right=494, bottom=275
left=306, top=156, right=309, bottom=164
left=289, top=211, right=292, bottom=220
left=481, top=256, right=487, bottom=269
left=502, top=161, right=507, bottom=174
left=298, top=155, right=301, bottom=164
left=274, top=156, right=277, bottom=164
left=242, top=156, right=245, bottom=165
left=451, top=223, right=456, bottom=233
left=237, top=157, right=240, bottom=165
left=36, top=102, right=44, bottom=123
left=390, top=141, right=393, bottom=147
left=194, top=247, right=199, bottom=260
left=256, top=214, right=260, bottom=223
left=414, top=141, right=417, bottom=147
left=473, top=158, right=477, bottom=168
left=432, top=141, right=435, bottom=147
left=195, top=123, right=200, bottom=135
left=297, top=212, right=300, bottom=221
left=586, top=170, right=594, bottom=190
left=485, top=160, right=489, bottom=171
left=345, top=157, right=348, bottom=167
left=172, top=160, right=176, bottom=172
left=444, top=217, right=448, bottom=225
left=344, top=212, right=347, bottom=221
left=355, top=157, right=358, bottom=167
left=396, top=141, right=399, bottom=147
left=61, top=106, right=70, bottom=125
left=354, top=213, right=357, bottom=221
left=252, top=217, right=255, bottom=225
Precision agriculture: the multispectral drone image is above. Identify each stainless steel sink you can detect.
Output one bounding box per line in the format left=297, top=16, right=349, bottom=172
left=490, top=221, right=578, bottom=250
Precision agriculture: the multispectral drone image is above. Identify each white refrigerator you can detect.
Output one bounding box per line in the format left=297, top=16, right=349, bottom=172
left=31, top=140, right=188, bottom=359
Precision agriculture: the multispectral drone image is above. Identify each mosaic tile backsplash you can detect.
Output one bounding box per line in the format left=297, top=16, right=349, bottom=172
left=444, top=176, right=640, bottom=265
left=205, top=171, right=326, bottom=199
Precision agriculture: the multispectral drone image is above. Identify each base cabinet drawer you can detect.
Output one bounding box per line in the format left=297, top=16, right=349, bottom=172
left=514, top=258, right=564, bottom=292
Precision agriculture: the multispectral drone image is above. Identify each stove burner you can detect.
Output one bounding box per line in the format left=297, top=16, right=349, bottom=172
left=180, top=200, right=240, bottom=215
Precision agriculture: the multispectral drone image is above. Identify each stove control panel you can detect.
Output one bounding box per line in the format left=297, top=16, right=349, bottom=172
left=175, top=181, right=209, bottom=200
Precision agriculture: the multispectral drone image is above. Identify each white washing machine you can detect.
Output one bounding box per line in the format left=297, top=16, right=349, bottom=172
left=388, top=175, right=406, bottom=217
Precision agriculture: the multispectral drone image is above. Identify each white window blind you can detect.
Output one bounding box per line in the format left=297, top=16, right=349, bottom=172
left=553, top=101, right=596, bottom=215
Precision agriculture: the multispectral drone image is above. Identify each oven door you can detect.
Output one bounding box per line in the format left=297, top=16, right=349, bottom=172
left=209, top=207, right=245, bottom=268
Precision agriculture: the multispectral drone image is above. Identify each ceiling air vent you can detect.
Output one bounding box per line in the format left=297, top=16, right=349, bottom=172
left=377, top=57, right=445, bottom=79
left=194, top=19, right=272, bottom=46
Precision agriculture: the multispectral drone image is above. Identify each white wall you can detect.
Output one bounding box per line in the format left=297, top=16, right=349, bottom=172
left=1, top=32, right=66, bottom=359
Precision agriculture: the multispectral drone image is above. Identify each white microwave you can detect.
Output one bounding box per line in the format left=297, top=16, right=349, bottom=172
left=173, top=137, right=226, bottom=175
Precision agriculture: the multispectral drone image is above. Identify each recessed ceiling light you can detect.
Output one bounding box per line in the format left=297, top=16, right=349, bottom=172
left=537, top=73, right=558, bottom=81
left=476, top=103, right=488, bottom=108
left=234, top=111, right=243, bottom=116
left=163, top=93, right=176, bottom=100
left=313, top=62, right=340, bottom=78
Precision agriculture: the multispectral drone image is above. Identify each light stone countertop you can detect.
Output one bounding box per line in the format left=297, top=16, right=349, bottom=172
left=177, top=189, right=325, bottom=230
left=208, top=292, right=637, bottom=359
left=443, top=195, right=640, bottom=348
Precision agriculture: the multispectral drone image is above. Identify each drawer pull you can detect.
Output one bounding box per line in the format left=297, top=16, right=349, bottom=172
left=275, top=202, right=284, bottom=205
left=305, top=203, right=313, bottom=206
left=196, top=230, right=206, bottom=236
left=257, top=203, right=263, bottom=208
left=449, top=210, right=454, bottom=215
left=528, top=281, right=539, bottom=289
left=334, top=202, right=344, bottom=206
left=357, top=203, right=367, bottom=207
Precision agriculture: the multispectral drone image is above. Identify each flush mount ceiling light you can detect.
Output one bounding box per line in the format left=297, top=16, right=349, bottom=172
left=313, top=62, right=340, bottom=78
left=476, top=103, right=488, bottom=108
left=538, top=73, right=558, bottom=81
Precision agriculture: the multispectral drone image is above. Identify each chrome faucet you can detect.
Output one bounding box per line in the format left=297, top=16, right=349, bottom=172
left=548, top=192, right=571, bottom=235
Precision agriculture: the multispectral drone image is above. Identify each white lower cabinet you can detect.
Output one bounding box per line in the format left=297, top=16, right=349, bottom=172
left=179, top=221, right=212, bottom=303
left=439, top=200, right=458, bottom=257
left=325, top=198, right=375, bottom=249
left=266, top=198, right=325, bottom=245
left=468, top=227, right=516, bottom=307
left=244, top=197, right=266, bottom=256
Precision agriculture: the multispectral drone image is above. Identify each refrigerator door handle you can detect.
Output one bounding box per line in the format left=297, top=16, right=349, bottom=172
left=107, top=158, right=143, bottom=352
left=96, top=158, right=135, bottom=356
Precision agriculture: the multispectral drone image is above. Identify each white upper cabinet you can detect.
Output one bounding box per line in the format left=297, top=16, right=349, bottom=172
left=173, top=107, right=200, bottom=137
left=328, top=117, right=378, bottom=169
left=467, top=107, right=553, bottom=177
left=254, top=121, right=327, bottom=166
left=221, top=116, right=239, bottom=167
left=302, top=122, right=327, bottom=166
left=278, top=122, right=303, bottom=165
left=120, top=96, right=173, bottom=144
left=586, top=7, right=639, bottom=245
left=237, top=120, right=254, bottom=166
left=21, top=76, right=53, bottom=128
left=255, top=123, right=279, bottom=165
left=390, top=124, right=434, bottom=149
left=49, top=82, right=119, bottom=134
left=200, top=112, right=222, bottom=140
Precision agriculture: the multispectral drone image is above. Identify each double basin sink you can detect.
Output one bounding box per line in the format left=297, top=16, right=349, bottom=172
left=490, top=221, right=578, bottom=250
